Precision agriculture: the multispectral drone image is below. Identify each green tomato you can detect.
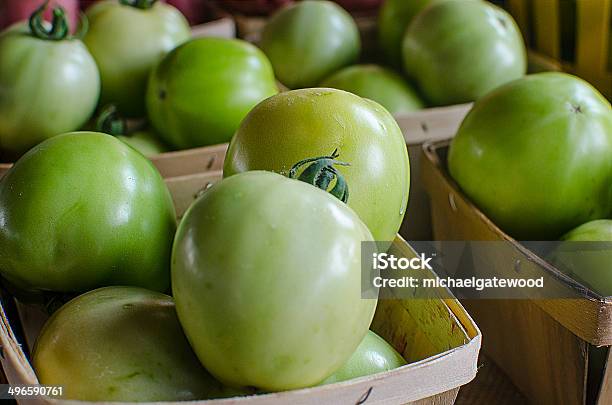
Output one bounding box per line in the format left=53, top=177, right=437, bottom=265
left=552, top=220, right=612, bottom=297
left=563, top=220, right=612, bottom=242
left=0, top=22, right=99, bottom=157
left=172, top=171, right=377, bottom=391
left=84, top=0, right=190, bottom=118
left=260, top=0, right=360, bottom=89
left=321, top=330, right=406, bottom=385
left=117, top=130, right=168, bottom=157
left=34, top=286, right=246, bottom=401
left=0, top=132, right=176, bottom=293
left=448, top=73, right=612, bottom=240
left=320, top=64, right=424, bottom=114
left=378, top=0, right=442, bottom=67
left=224, top=88, right=410, bottom=242
left=147, top=37, right=278, bottom=149
left=403, top=0, right=526, bottom=105
left=378, top=0, right=476, bottom=67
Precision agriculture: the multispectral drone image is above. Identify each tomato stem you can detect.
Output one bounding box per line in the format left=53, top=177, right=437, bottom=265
left=29, top=0, right=69, bottom=41
left=96, top=105, right=127, bottom=136
left=289, top=149, right=350, bottom=203
left=119, top=0, right=159, bottom=9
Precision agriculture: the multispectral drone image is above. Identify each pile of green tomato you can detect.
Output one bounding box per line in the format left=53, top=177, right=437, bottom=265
left=0, top=122, right=407, bottom=399
left=0, top=0, right=610, bottom=400
left=0, top=0, right=434, bottom=400
left=0, top=0, right=531, bottom=161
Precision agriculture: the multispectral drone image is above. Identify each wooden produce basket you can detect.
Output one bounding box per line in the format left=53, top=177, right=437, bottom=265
left=150, top=143, right=228, bottom=178
left=421, top=140, right=612, bottom=405
left=0, top=170, right=481, bottom=405
left=503, top=0, right=612, bottom=98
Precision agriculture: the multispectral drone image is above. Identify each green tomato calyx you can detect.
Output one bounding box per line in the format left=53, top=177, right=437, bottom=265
left=29, top=1, right=89, bottom=41
left=29, top=1, right=69, bottom=41
left=119, top=0, right=159, bottom=9
left=96, top=105, right=127, bottom=136
left=289, top=150, right=350, bottom=203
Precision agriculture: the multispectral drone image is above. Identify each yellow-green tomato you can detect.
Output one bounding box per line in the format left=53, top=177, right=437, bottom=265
left=321, top=330, right=406, bottom=385
left=84, top=0, right=190, bottom=117
left=449, top=73, right=612, bottom=240
left=403, top=0, right=526, bottom=105
left=147, top=37, right=278, bottom=149
left=564, top=220, right=612, bottom=242
left=320, top=64, right=424, bottom=114
left=260, top=0, right=360, bottom=89
left=172, top=171, right=377, bottom=391
left=0, top=132, right=176, bottom=293
left=34, top=287, right=245, bottom=401
left=554, top=220, right=612, bottom=297
left=116, top=130, right=168, bottom=157
left=224, top=88, right=410, bottom=241
left=0, top=22, right=99, bottom=157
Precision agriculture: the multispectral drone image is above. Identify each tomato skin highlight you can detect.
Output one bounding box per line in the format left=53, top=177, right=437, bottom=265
left=224, top=88, right=410, bottom=242
left=84, top=0, right=190, bottom=117
left=448, top=73, right=612, bottom=240
left=172, top=171, right=377, bottom=391
left=0, top=132, right=176, bottom=293
left=260, top=0, right=360, bottom=89
left=0, top=24, right=100, bottom=157
left=147, top=37, right=278, bottom=149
